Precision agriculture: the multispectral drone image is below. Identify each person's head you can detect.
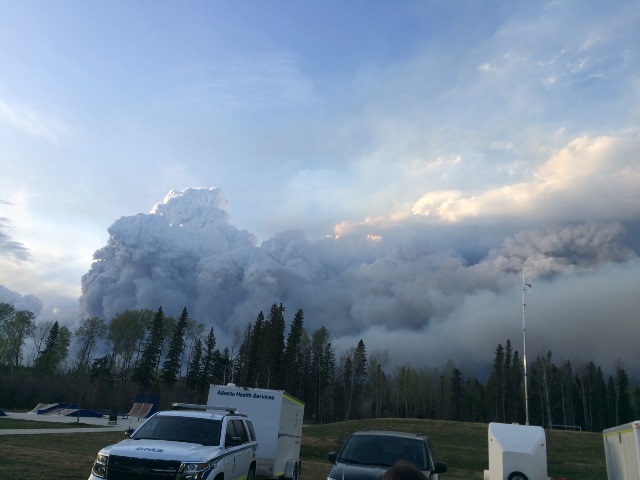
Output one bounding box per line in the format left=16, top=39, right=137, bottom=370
left=381, top=461, right=425, bottom=480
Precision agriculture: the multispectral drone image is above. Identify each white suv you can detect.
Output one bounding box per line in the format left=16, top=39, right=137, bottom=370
left=89, top=404, right=257, bottom=480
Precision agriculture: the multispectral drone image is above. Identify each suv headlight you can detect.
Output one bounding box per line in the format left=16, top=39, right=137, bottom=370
left=91, top=452, right=109, bottom=478
left=180, top=461, right=211, bottom=480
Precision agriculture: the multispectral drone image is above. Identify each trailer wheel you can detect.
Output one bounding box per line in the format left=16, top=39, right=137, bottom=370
left=507, top=472, right=528, bottom=480
left=247, top=466, right=255, bottom=480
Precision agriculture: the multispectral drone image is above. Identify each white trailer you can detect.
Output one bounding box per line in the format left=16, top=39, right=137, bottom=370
left=483, top=423, right=550, bottom=480
left=208, top=384, right=304, bottom=480
left=603, top=420, right=640, bottom=479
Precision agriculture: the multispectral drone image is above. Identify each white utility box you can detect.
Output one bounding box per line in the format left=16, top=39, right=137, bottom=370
left=484, top=422, right=550, bottom=480
left=603, top=420, right=640, bottom=479
left=208, top=383, right=304, bottom=480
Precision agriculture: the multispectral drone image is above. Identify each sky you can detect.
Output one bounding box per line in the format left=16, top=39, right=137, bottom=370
left=1, top=1, right=639, bottom=378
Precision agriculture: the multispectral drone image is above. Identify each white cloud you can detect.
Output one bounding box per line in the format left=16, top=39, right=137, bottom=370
left=411, top=132, right=640, bottom=223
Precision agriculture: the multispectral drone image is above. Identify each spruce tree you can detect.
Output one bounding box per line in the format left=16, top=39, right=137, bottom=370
left=615, top=366, right=632, bottom=425
left=487, top=343, right=504, bottom=421
left=186, top=337, right=203, bottom=391
left=511, top=351, right=524, bottom=423
left=282, top=309, right=304, bottom=394
left=201, top=327, right=218, bottom=391
left=259, top=303, right=285, bottom=388
left=450, top=367, right=464, bottom=421
left=503, top=340, right=513, bottom=421
left=246, top=313, right=264, bottom=385
left=35, top=321, right=60, bottom=374
left=161, top=307, right=188, bottom=385
left=221, top=347, right=232, bottom=384
left=132, top=307, right=165, bottom=388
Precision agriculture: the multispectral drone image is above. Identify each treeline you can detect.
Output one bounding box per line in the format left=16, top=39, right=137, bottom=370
left=0, top=301, right=638, bottom=431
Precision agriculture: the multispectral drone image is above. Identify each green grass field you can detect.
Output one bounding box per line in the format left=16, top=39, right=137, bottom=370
left=0, top=417, right=606, bottom=480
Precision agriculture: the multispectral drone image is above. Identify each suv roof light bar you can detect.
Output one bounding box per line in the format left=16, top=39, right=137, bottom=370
left=171, top=402, right=237, bottom=413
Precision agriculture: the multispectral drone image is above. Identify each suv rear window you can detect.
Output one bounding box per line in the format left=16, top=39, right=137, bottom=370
left=339, top=434, right=429, bottom=470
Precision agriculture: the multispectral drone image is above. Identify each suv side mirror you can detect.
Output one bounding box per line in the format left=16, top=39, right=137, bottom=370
left=125, top=428, right=135, bottom=437
left=328, top=452, right=337, bottom=463
left=433, top=462, right=447, bottom=474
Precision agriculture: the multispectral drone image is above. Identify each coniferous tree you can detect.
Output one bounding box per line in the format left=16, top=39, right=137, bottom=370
left=487, top=343, right=505, bottom=421
left=615, top=366, right=633, bottom=425
left=450, top=367, right=464, bottom=421
left=531, top=351, right=556, bottom=428
left=200, top=327, right=217, bottom=390
left=340, top=353, right=355, bottom=420
left=574, top=363, right=593, bottom=431
left=557, top=360, right=575, bottom=428
left=39, top=321, right=61, bottom=372
left=606, top=376, right=617, bottom=427
left=220, top=347, right=232, bottom=384
left=592, top=365, right=608, bottom=431
left=35, top=321, right=71, bottom=375
left=354, top=339, right=368, bottom=417
left=246, top=313, right=263, bottom=385
left=368, top=350, right=389, bottom=419
left=503, top=340, right=513, bottom=421
left=322, top=337, right=336, bottom=421
left=510, top=350, right=524, bottom=423
left=90, top=354, right=115, bottom=385
left=186, top=337, right=203, bottom=391
left=632, top=387, right=640, bottom=420
left=260, top=303, right=285, bottom=388
left=354, top=340, right=367, bottom=385
left=30, top=320, right=53, bottom=364
left=575, top=361, right=608, bottom=432
left=439, top=360, right=457, bottom=420
left=309, top=326, right=334, bottom=422
left=282, top=309, right=305, bottom=395
left=340, top=339, right=367, bottom=421
left=161, top=307, right=189, bottom=385
left=132, top=307, right=165, bottom=388
left=465, top=377, right=486, bottom=423
left=35, top=321, right=59, bottom=374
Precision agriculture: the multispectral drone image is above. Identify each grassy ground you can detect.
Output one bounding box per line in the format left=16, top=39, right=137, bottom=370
left=301, top=418, right=606, bottom=480
left=0, top=417, right=606, bottom=480
left=0, top=418, right=110, bottom=429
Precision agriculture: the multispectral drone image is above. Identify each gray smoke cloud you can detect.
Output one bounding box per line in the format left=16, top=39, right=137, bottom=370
left=0, top=217, right=30, bottom=262
left=0, top=284, right=43, bottom=314
left=79, top=187, right=640, bottom=377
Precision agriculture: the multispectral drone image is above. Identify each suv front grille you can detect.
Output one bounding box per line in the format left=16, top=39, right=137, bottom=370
left=107, top=455, right=182, bottom=480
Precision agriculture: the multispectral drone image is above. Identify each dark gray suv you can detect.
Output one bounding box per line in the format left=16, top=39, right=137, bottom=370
left=327, top=430, right=447, bottom=480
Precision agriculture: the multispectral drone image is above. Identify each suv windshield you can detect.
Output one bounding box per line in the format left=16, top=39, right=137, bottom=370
left=132, top=416, right=222, bottom=446
left=338, top=434, right=429, bottom=470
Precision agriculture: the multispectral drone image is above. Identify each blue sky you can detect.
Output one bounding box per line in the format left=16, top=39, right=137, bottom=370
left=1, top=1, right=639, bottom=374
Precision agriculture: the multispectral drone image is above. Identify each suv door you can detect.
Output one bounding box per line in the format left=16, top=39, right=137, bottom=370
left=224, top=418, right=254, bottom=480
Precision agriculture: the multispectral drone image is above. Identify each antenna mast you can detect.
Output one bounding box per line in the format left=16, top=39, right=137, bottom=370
left=522, top=271, right=531, bottom=425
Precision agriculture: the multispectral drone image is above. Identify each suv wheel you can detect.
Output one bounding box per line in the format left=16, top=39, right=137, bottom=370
left=293, top=461, right=301, bottom=480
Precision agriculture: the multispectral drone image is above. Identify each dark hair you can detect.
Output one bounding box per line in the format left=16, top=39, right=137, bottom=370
left=381, top=461, right=425, bottom=480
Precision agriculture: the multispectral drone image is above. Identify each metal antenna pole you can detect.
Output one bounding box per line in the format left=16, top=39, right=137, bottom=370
left=522, top=271, right=531, bottom=425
